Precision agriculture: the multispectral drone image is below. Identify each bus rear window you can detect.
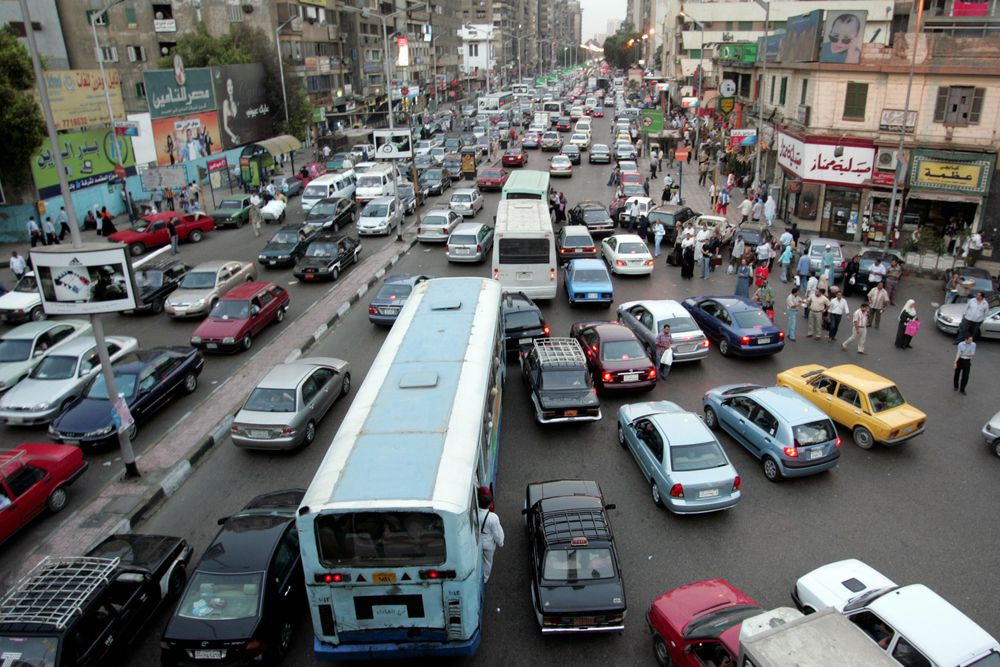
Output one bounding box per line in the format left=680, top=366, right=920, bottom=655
left=499, top=238, right=550, bottom=264
left=315, top=512, right=446, bottom=566
left=505, top=192, right=542, bottom=201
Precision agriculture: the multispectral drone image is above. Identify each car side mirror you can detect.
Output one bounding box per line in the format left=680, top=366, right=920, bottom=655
left=604, top=503, right=616, bottom=510
left=216, top=516, right=230, bottom=525
left=521, top=507, right=528, bottom=516
left=251, top=305, right=261, bottom=317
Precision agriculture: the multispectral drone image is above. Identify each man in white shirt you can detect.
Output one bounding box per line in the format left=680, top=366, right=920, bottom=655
left=827, top=289, right=851, bottom=342
left=476, top=488, right=504, bottom=583
left=662, top=173, right=673, bottom=188
left=868, top=257, right=887, bottom=285
left=966, top=231, right=984, bottom=267
left=738, top=197, right=753, bottom=223
left=9, top=251, right=27, bottom=281
left=956, top=291, right=989, bottom=342
left=779, top=228, right=794, bottom=250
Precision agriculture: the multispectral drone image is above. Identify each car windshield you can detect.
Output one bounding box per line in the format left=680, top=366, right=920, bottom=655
left=309, top=202, right=338, bottom=216
left=0, top=339, right=33, bottom=362
left=506, top=311, right=542, bottom=329
left=868, top=386, right=905, bottom=412
left=622, top=185, right=644, bottom=196
left=398, top=185, right=414, bottom=197
left=564, top=235, right=592, bottom=247
left=601, top=340, right=646, bottom=361
left=811, top=245, right=842, bottom=257
left=135, top=270, right=165, bottom=288
left=422, top=170, right=442, bottom=181
left=219, top=199, right=243, bottom=209
left=552, top=158, right=570, bottom=166
left=132, top=219, right=159, bottom=233
left=178, top=571, right=264, bottom=621
left=671, top=442, right=729, bottom=471
left=481, top=170, right=502, bottom=179
left=657, top=316, right=699, bottom=333
left=362, top=204, right=389, bottom=218
left=423, top=215, right=449, bottom=228
left=244, top=387, right=297, bottom=412
left=450, top=234, right=478, bottom=245
left=684, top=605, right=762, bottom=640
left=29, top=354, right=78, bottom=380
left=541, top=369, right=590, bottom=389
left=375, top=283, right=412, bottom=301
left=210, top=300, right=249, bottom=320
left=0, top=636, right=58, bottom=667
left=543, top=547, right=615, bottom=581
left=452, top=194, right=472, bottom=203
left=573, top=269, right=607, bottom=283
left=303, top=185, right=327, bottom=198
left=179, top=271, right=217, bottom=289
left=593, top=145, right=609, bottom=152
left=617, top=242, right=648, bottom=255
left=357, top=175, right=383, bottom=188
left=88, top=372, right=137, bottom=399
left=315, top=511, right=446, bottom=566
left=307, top=243, right=335, bottom=258
left=270, top=230, right=298, bottom=244
left=14, top=275, right=38, bottom=293
left=794, top=420, right=836, bottom=446
left=733, top=310, right=773, bottom=329
left=582, top=209, right=608, bottom=222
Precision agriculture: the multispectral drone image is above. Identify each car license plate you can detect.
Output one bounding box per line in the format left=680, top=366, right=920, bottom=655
left=516, top=272, right=533, bottom=280
left=572, top=617, right=595, bottom=626
left=207, top=343, right=218, bottom=350
left=249, top=430, right=270, bottom=439
left=194, top=650, right=225, bottom=660
left=623, top=373, right=639, bottom=382
left=698, top=488, right=720, bottom=498
left=519, top=337, right=533, bottom=344
left=63, top=439, right=79, bottom=446
left=809, top=449, right=824, bottom=460
left=758, top=337, right=771, bottom=344
left=455, top=248, right=470, bottom=255
left=382, top=307, right=399, bottom=315
left=587, top=292, right=598, bottom=299
left=373, top=571, right=397, bottom=584
left=304, top=275, right=315, bottom=281
left=269, top=260, right=277, bottom=265
left=6, top=417, right=23, bottom=424
left=903, top=425, right=914, bottom=434
left=564, top=409, right=578, bottom=417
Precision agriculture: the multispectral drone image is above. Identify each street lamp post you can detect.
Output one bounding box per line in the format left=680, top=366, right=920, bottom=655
left=90, top=0, right=130, bottom=221
left=680, top=13, right=706, bottom=165
left=752, top=0, right=770, bottom=192
left=275, top=17, right=296, bottom=171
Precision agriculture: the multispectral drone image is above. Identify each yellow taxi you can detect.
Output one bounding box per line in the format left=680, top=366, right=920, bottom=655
left=775, top=364, right=926, bottom=449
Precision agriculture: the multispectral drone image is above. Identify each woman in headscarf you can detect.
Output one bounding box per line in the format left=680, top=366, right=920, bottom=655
left=895, top=300, right=917, bottom=349
left=735, top=258, right=752, bottom=297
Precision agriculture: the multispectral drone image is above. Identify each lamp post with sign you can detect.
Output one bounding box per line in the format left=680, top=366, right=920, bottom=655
left=752, top=0, right=770, bottom=192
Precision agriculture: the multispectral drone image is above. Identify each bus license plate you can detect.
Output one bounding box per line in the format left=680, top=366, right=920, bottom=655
left=516, top=272, right=533, bottom=280
left=623, top=373, right=639, bottom=382
left=373, top=572, right=397, bottom=584
left=572, top=617, right=595, bottom=626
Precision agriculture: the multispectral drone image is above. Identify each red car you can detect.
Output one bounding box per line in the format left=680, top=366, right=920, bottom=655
left=1, top=443, right=88, bottom=545
left=647, top=579, right=762, bottom=667
left=109, top=212, right=215, bottom=257
left=477, top=167, right=509, bottom=191
left=190, top=281, right=290, bottom=353
left=295, top=162, right=328, bottom=186
left=592, top=108, right=605, bottom=118
left=570, top=321, right=657, bottom=393
left=502, top=147, right=528, bottom=166
left=621, top=171, right=644, bottom=187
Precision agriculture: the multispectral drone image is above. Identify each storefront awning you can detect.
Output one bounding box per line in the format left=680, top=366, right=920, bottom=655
left=906, top=189, right=983, bottom=205
left=253, top=135, right=302, bottom=159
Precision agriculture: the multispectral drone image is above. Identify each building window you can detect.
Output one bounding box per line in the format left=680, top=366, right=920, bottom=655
left=6, top=21, right=40, bottom=37
left=228, top=3, right=244, bottom=22
left=124, top=6, right=137, bottom=28
left=126, top=45, right=147, bottom=62
left=800, top=78, right=809, bottom=105
left=99, top=46, right=119, bottom=63
left=933, top=86, right=984, bottom=125
left=157, top=42, right=175, bottom=57
left=842, top=82, right=868, bottom=120
left=779, top=77, right=787, bottom=105
left=86, top=10, right=108, bottom=26
left=769, top=75, right=776, bottom=103
left=469, top=43, right=479, bottom=57
left=738, top=21, right=752, bottom=30
left=135, top=82, right=146, bottom=98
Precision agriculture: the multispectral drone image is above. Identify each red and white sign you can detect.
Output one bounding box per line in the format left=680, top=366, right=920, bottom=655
left=206, top=157, right=228, bottom=173
left=730, top=128, right=756, bottom=148
left=777, top=131, right=875, bottom=186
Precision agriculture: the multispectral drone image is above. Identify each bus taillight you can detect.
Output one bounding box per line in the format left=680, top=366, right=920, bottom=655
left=549, top=268, right=555, bottom=281
left=315, top=572, right=351, bottom=584
left=419, top=569, right=457, bottom=580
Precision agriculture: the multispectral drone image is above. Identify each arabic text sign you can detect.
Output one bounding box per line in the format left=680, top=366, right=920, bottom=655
left=213, top=64, right=274, bottom=149
left=143, top=68, right=217, bottom=120
left=39, top=69, right=125, bottom=131
left=31, top=128, right=136, bottom=199
left=909, top=154, right=994, bottom=195
left=730, top=128, right=756, bottom=148
left=777, top=131, right=874, bottom=185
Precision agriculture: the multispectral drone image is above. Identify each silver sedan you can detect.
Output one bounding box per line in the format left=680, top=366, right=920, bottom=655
left=230, top=357, right=350, bottom=450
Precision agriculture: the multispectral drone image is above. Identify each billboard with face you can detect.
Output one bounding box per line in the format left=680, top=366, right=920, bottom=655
left=150, top=112, right=223, bottom=166
left=212, top=64, right=275, bottom=149
left=820, top=11, right=867, bottom=64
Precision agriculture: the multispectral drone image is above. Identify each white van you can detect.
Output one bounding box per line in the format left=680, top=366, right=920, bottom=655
left=574, top=119, right=592, bottom=136
left=355, top=164, right=397, bottom=204
left=492, top=200, right=557, bottom=300
left=300, top=171, right=356, bottom=212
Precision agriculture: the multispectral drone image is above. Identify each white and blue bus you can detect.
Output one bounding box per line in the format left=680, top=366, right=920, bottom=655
left=297, top=277, right=505, bottom=660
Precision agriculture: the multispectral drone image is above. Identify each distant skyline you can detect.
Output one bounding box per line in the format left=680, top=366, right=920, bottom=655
left=580, top=0, right=626, bottom=41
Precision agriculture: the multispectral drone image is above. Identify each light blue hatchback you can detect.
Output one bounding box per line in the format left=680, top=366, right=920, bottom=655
left=702, top=384, right=841, bottom=482
left=617, top=401, right=741, bottom=514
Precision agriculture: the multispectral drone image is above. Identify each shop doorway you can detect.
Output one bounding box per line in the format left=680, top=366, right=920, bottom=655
left=822, top=187, right=861, bottom=240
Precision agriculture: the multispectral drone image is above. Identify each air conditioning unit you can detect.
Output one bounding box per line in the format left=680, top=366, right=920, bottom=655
left=876, top=147, right=898, bottom=171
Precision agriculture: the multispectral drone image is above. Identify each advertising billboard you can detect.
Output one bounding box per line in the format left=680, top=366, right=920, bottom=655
left=39, top=69, right=125, bottom=131
left=780, top=10, right=823, bottom=63
left=819, top=10, right=867, bottom=64
left=373, top=129, right=413, bottom=158
left=150, top=112, right=223, bottom=166
left=777, top=131, right=875, bottom=185
left=143, top=57, right=217, bottom=120
left=31, top=129, right=136, bottom=199
left=212, top=63, right=275, bottom=149
left=30, top=244, right=139, bottom=315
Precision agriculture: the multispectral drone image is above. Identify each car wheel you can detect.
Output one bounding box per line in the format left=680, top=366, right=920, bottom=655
left=46, top=487, right=68, bottom=513
left=762, top=456, right=782, bottom=482
left=332, top=266, right=340, bottom=281
left=853, top=425, right=875, bottom=450
left=130, top=242, right=145, bottom=256
left=272, top=619, right=294, bottom=661
left=653, top=634, right=672, bottom=667
left=704, top=406, right=718, bottom=430
left=30, top=306, right=46, bottom=321
left=183, top=372, right=198, bottom=394
left=650, top=481, right=664, bottom=508
left=167, top=566, right=187, bottom=598
left=993, top=439, right=1000, bottom=459
left=188, top=230, right=204, bottom=243
left=275, top=307, right=286, bottom=323
left=151, top=298, right=165, bottom=315
left=718, top=338, right=731, bottom=357
left=617, top=423, right=627, bottom=448
left=340, top=372, right=352, bottom=396
left=303, top=420, right=317, bottom=446
left=241, top=333, right=253, bottom=351
left=125, top=422, right=138, bottom=441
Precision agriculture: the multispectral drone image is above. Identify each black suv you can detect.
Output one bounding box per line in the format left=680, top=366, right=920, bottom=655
left=648, top=204, right=698, bottom=250
left=568, top=202, right=615, bottom=237
left=522, top=479, right=626, bottom=634
left=519, top=337, right=601, bottom=424
left=502, top=291, right=550, bottom=357
left=0, top=534, right=192, bottom=666
left=128, top=258, right=189, bottom=314
left=293, top=233, right=362, bottom=282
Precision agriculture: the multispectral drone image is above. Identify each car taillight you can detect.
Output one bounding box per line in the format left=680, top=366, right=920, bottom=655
left=281, top=427, right=294, bottom=435
left=784, top=446, right=799, bottom=458
left=778, top=331, right=785, bottom=340
left=549, top=268, right=556, bottom=281
left=835, top=437, right=842, bottom=447
left=839, top=260, right=846, bottom=268
left=733, top=476, right=741, bottom=491
left=316, top=572, right=352, bottom=583
left=740, top=336, right=750, bottom=344
left=368, top=306, right=378, bottom=315
left=416, top=227, right=421, bottom=233
left=476, top=244, right=482, bottom=253
left=602, top=371, right=613, bottom=382
left=244, top=640, right=266, bottom=658
left=493, top=268, right=500, bottom=279
left=645, top=259, right=654, bottom=266
left=543, top=325, right=551, bottom=335
left=647, top=368, right=657, bottom=379
left=561, top=248, right=570, bottom=254
left=669, top=484, right=684, bottom=498
left=701, top=340, right=710, bottom=348
left=615, top=260, right=626, bottom=266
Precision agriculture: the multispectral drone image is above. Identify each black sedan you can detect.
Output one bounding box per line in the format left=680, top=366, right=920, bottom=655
left=303, top=196, right=355, bottom=233
left=257, top=225, right=320, bottom=268
left=523, top=479, right=626, bottom=634
left=420, top=168, right=451, bottom=195
left=569, top=201, right=615, bottom=236
left=127, top=258, right=189, bottom=315
left=293, top=233, right=362, bottom=282
left=48, top=347, right=204, bottom=448
left=161, top=489, right=306, bottom=667
left=561, top=145, right=582, bottom=165
left=442, top=155, right=463, bottom=181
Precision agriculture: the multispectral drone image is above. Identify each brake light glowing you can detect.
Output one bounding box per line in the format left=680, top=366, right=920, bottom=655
left=602, top=371, right=613, bottom=382
left=741, top=336, right=750, bottom=345
left=778, top=331, right=785, bottom=340
left=647, top=368, right=657, bottom=379
left=669, top=484, right=684, bottom=498
left=615, top=260, right=626, bottom=266
left=561, top=248, right=570, bottom=253
left=835, top=437, right=842, bottom=447
left=784, top=446, right=799, bottom=458
left=315, top=572, right=351, bottom=583
left=571, top=537, right=589, bottom=546
left=543, top=325, right=551, bottom=335
left=368, top=306, right=378, bottom=315
left=701, top=340, right=710, bottom=348
left=733, top=476, right=742, bottom=491
left=419, top=569, right=457, bottom=580
left=645, top=259, right=655, bottom=266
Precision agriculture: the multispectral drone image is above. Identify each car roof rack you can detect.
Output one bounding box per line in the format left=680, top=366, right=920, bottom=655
left=542, top=507, right=611, bottom=545
left=533, top=337, right=587, bottom=367
left=0, top=557, right=120, bottom=629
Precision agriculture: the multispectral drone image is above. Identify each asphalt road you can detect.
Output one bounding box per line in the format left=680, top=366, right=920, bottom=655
left=11, top=111, right=1000, bottom=666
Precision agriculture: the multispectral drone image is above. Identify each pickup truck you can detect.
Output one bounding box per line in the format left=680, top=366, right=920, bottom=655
left=109, top=212, right=214, bottom=256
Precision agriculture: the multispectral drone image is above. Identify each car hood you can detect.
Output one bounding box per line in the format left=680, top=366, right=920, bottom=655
left=0, top=360, right=33, bottom=387
left=52, top=396, right=117, bottom=433
left=935, top=303, right=967, bottom=321
left=0, top=292, right=40, bottom=309
left=796, top=559, right=896, bottom=612
left=168, top=288, right=213, bottom=304
left=209, top=209, right=240, bottom=218
left=537, top=388, right=600, bottom=410
left=260, top=242, right=296, bottom=256
left=108, top=230, right=145, bottom=243
left=538, top=578, right=626, bottom=615
left=0, top=375, right=80, bottom=409
left=193, top=317, right=250, bottom=338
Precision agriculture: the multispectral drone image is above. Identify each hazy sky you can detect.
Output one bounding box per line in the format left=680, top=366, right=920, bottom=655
left=580, top=0, right=626, bottom=41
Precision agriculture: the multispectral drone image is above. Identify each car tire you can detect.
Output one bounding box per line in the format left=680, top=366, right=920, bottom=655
left=46, top=487, right=68, bottom=513
left=993, top=439, right=1000, bottom=459
left=151, top=298, right=165, bottom=315
left=302, top=420, right=317, bottom=447
left=275, top=307, right=286, bottom=323
left=340, top=372, right=352, bottom=396
left=126, top=422, right=138, bottom=441
left=167, top=566, right=187, bottom=598
left=653, top=634, right=672, bottom=667
left=241, top=333, right=253, bottom=351
left=183, top=372, right=198, bottom=394
left=617, top=423, right=627, bottom=448
left=704, top=406, right=719, bottom=430
left=188, top=229, right=204, bottom=243
left=272, top=619, right=294, bottom=662
left=718, top=338, right=731, bottom=357
left=130, top=242, right=145, bottom=256
left=331, top=266, right=340, bottom=281
left=30, top=306, right=46, bottom=321
left=650, top=481, right=664, bottom=508
left=762, top=456, right=782, bottom=482
left=852, top=425, right=875, bottom=450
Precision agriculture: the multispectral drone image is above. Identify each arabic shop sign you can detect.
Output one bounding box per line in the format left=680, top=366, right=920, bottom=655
left=38, top=69, right=125, bottom=131
left=908, top=150, right=995, bottom=195
left=143, top=66, right=217, bottom=120
left=31, top=128, right=136, bottom=199
left=776, top=130, right=874, bottom=186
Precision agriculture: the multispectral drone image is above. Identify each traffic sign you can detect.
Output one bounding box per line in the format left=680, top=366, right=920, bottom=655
left=674, top=147, right=690, bottom=161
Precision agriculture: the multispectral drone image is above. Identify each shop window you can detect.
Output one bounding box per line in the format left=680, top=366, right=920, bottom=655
left=933, top=86, right=984, bottom=125
left=842, top=82, right=868, bottom=120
